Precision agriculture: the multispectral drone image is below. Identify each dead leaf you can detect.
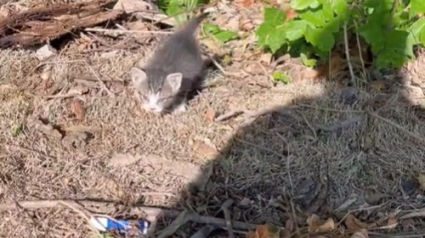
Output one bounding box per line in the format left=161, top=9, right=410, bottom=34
left=202, top=38, right=227, bottom=57
left=385, top=213, right=398, bottom=229
left=33, top=119, right=62, bottom=139
left=369, top=81, right=387, bottom=92
left=260, top=53, right=273, bottom=65
left=364, top=191, right=389, bottom=205
left=302, top=68, right=320, bottom=79
left=306, top=214, right=336, bottom=232
left=44, top=78, right=54, bottom=90
left=72, top=99, right=85, bottom=120
left=68, top=85, right=89, bottom=95
left=108, top=153, right=141, bottom=167
left=205, top=108, right=216, bottom=122
left=350, top=229, right=369, bottom=238
left=193, top=140, right=218, bottom=158
left=345, top=214, right=369, bottom=232
left=113, top=0, right=152, bottom=13
left=127, top=21, right=147, bottom=31
left=282, top=218, right=295, bottom=237
left=417, top=173, right=425, bottom=190
left=246, top=224, right=280, bottom=238
left=235, top=0, right=255, bottom=8
left=285, top=8, right=297, bottom=21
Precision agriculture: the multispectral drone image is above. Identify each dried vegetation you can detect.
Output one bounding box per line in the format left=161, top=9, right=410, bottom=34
left=1, top=0, right=425, bottom=238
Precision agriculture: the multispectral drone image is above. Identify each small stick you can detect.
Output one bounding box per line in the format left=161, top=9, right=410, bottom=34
left=315, top=115, right=364, bottom=132
left=367, top=111, right=425, bottom=145
left=400, top=209, right=425, bottom=220
left=85, top=61, right=115, bottom=98
left=353, top=21, right=367, bottom=78
left=343, top=22, right=356, bottom=86
left=190, top=225, right=218, bottom=238
left=85, top=27, right=173, bottom=35
left=215, top=110, right=245, bottom=122
left=221, top=199, right=235, bottom=238
left=210, top=58, right=241, bottom=77
left=45, top=93, right=80, bottom=99
left=55, top=201, right=102, bottom=237
left=0, top=200, right=257, bottom=231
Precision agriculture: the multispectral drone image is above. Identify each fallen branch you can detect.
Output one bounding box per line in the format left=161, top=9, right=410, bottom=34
left=0, top=199, right=258, bottom=234
left=400, top=209, right=425, bottom=220
left=0, top=0, right=123, bottom=48
left=316, top=115, right=364, bottom=133
left=221, top=199, right=235, bottom=238
left=85, top=27, right=173, bottom=35
left=190, top=225, right=219, bottom=238
left=215, top=110, right=245, bottom=122
left=157, top=211, right=191, bottom=238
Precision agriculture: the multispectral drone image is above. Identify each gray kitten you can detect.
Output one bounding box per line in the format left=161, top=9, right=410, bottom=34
left=131, top=12, right=208, bottom=115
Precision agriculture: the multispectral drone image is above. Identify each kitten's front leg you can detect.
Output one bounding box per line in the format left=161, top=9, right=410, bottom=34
left=172, top=95, right=188, bottom=115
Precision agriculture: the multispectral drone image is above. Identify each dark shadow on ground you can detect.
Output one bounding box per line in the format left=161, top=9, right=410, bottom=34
left=174, top=78, right=425, bottom=237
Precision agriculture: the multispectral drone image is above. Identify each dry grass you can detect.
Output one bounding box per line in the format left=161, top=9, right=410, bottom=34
left=1, top=14, right=425, bottom=238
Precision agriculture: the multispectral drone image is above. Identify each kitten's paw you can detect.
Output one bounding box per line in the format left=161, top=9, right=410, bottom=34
left=173, top=103, right=188, bottom=115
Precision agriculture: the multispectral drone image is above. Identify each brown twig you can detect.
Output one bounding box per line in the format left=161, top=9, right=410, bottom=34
left=157, top=211, right=191, bottom=238
left=0, top=199, right=257, bottom=233
left=221, top=199, right=235, bottom=238
left=215, top=110, right=245, bottom=122
left=85, top=27, right=173, bottom=35
left=85, top=61, right=114, bottom=98
left=315, top=115, right=364, bottom=132
left=190, top=225, right=219, bottom=238
left=210, top=58, right=241, bottom=77
left=343, top=22, right=356, bottom=86
left=400, top=209, right=425, bottom=220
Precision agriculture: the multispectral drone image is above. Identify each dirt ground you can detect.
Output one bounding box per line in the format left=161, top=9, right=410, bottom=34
left=2, top=2, right=425, bottom=238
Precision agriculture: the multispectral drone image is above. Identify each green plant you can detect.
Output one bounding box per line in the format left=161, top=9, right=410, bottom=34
left=256, top=0, right=425, bottom=69
left=272, top=71, right=291, bottom=83
left=203, top=23, right=239, bottom=43
left=158, top=0, right=208, bottom=24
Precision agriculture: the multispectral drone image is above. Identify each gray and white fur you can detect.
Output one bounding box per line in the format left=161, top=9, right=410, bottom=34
left=131, top=13, right=208, bottom=115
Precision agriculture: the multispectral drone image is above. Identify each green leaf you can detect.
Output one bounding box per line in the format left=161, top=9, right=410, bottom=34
left=285, top=20, right=307, bottom=41
left=204, top=23, right=238, bottom=43
left=268, top=27, right=287, bottom=53
left=213, top=30, right=239, bottom=43
left=408, top=18, right=425, bottom=45
left=332, top=0, right=349, bottom=17
left=264, top=7, right=286, bottom=25
left=291, top=0, right=320, bottom=10
left=273, top=71, right=291, bottom=83
left=305, top=25, right=334, bottom=51
left=256, top=23, right=275, bottom=47
left=376, top=50, right=406, bottom=69
left=321, top=1, right=334, bottom=19
left=300, top=9, right=327, bottom=27
left=327, top=19, right=341, bottom=33
left=386, top=29, right=413, bottom=58
left=256, top=23, right=287, bottom=53
left=420, top=29, right=425, bottom=46
left=300, top=53, right=317, bottom=67
left=358, top=22, right=385, bottom=53
left=410, top=0, right=425, bottom=17
left=203, top=23, right=221, bottom=34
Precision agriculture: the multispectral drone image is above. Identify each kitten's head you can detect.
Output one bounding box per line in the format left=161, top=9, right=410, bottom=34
left=130, top=67, right=183, bottom=114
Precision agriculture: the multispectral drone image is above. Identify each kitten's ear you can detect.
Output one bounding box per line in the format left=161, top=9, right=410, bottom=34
left=130, top=67, right=147, bottom=86
left=165, top=72, right=183, bottom=92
